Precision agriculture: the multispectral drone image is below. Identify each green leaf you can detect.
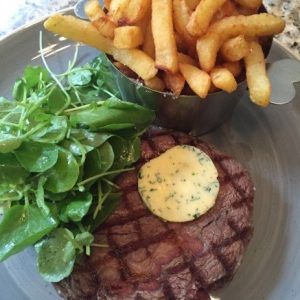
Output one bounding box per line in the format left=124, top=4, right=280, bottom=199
left=45, top=148, right=79, bottom=193
left=59, top=192, right=92, bottom=223
left=0, top=153, right=29, bottom=186
left=75, top=232, right=93, bottom=247
left=36, top=228, right=76, bottom=282
left=0, top=133, right=22, bottom=153
left=0, top=186, right=23, bottom=202
left=45, top=191, right=68, bottom=202
left=89, top=54, right=120, bottom=96
left=0, top=205, right=58, bottom=261
left=0, top=97, right=16, bottom=114
left=15, top=142, right=59, bottom=172
left=24, top=65, right=49, bottom=89
left=98, top=142, right=114, bottom=172
left=68, top=69, right=92, bottom=86
left=36, top=176, right=50, bottom=215
left=47, top=87, right=67, bottom=114
left=0, top=202, right=11, bottom=214
left=70, top=98, right=155, bottom=131
left=70, top=129, right=113, bottom=148
left=12, top=79, right=27, bottom=101
left=60, top=140, right=93, bottom=156
left=83, top=142, right=114, bottom=185
left=31, top=116, right=68, bottom=144
left=110, top=136, right=140, bottom=169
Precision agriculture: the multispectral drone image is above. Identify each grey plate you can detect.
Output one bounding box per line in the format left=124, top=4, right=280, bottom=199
left=0, top=12, right=300, bottom=300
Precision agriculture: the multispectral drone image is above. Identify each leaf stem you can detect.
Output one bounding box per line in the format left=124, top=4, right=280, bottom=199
left=77, top=167, right=134, bottom=186
left=91, top=243, right=109, bottom=248
left=39, top=31, right=71, bottom=114
left=63, top=100, right=105, bottom=114
left=93, top=190, right=109, bottom=220
left=101, top=178, right=120, bottom=190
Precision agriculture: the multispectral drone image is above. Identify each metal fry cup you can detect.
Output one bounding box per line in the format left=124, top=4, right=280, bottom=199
left=109, top=62, right=246, bottom=136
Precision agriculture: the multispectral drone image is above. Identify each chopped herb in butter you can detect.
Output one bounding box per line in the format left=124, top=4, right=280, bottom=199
left=138, top=145, right=220, bottom=222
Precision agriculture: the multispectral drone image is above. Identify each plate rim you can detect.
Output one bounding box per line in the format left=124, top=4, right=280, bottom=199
left=0, top=7, right=300, bottom=300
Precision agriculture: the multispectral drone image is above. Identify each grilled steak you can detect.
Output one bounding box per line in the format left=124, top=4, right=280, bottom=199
left=55, top=128, right=254, bottom=300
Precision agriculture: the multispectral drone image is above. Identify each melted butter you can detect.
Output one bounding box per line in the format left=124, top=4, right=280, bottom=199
left=138, top=145, right=220, bottom=222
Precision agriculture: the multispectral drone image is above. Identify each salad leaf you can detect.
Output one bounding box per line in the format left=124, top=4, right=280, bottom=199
left=35, top=176, right=50, bottom=215
left=36, top=228, right=76, bottom=282
left=75, top=232, right=94, bottom=248
left=70, top=98, right=155, bottom=131
left=31, top=115, right=68, bottom=144
left=12, top=80, right=26, bottom=101
left=0, top=153, right=29, bottom=185
left=68, top=69, right=92, bottom=86
left=0, top=133, right=22, bottom=153
left=24, top=65, right=49, bottom=89
left=15, top=141, right=59, bottom=172
left=0, top=52, right=154, bottom=282
left=47, top=87, right=68, bottom=114
left=59, top=192, right=93, bottom=222
left=110, top=136, right=141, bottom=169
left=83, top=142, right=114, bottom=188
left=70, top=129, right=113, bottom=148
left=45, top=148, right=80, bottom=193
left=0, top=205, right=58, bottom=261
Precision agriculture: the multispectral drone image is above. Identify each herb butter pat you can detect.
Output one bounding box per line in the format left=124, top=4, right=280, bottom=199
left=138, top=145, right=220, bottom=222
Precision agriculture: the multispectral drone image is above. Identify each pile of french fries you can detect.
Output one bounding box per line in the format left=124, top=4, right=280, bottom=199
left=44, top=0, right=285, bottom=107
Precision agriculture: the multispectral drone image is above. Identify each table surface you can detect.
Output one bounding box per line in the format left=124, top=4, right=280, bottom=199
left=0, top=0, right=299, bottom=59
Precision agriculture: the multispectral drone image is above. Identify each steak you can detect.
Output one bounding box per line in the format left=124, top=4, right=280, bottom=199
left=55, top=128, right=254, bottom=300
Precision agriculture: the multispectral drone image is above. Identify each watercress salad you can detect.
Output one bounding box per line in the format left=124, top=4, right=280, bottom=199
left=0, top=49, right=154, bottom=282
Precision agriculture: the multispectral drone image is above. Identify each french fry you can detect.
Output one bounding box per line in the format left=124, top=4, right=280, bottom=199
left=44, top=15, right=157, bottom=81
left=113, top=61, right=138, bottom=78
left=210, top=67, right=238, bottom=93
left=234, top=0, right=262, bottom=10
left=136, top=9, right=151, bottom=36
left=93, top=16, right=116, bottom=39
left=187, top=0, right=227, bottom=37
left=213, top=1, right=238, bottom=22
left=222, top=61, right=242, bottom=77
left=209, top=84, right=219, bottom=93
left=174, top=32, right=186, bottom=53
left=84, top=0, right=116, bottom=39
left=185, top=0, right=200, bottom=10
left=178, top=52, right=198, bottom=66
left=113, top=26, right=143, bottom=49
left=44, top=15, right=115, bottom=55
left=144, top=76, right=165, bottom=92
left=112, top=48, right=158, bottom=80
left=220, top=35, right=249, bottom=62
left=84, top=0, right=105, bottom=21
left=197, top=14, right=285, bottom=72
left=237, top=6, right=258, bottom=16
left=109, top=0, right=129, bottom=23
left=179, top=63, right=211, bottom=98
left=196, top=32, right=219, bottom=72
left=173, top=0, right=196, bottom=48
left=122, top=0, right=151, bottom=25
left=163, top=72, right=186, bottom=95
left=104, top=0, right=112, bottom=9
left=244, top=40, right=270, bottom=107
left=152, top=0, right=178, bottom=74
left=143, top=20, right=155, bottom=59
